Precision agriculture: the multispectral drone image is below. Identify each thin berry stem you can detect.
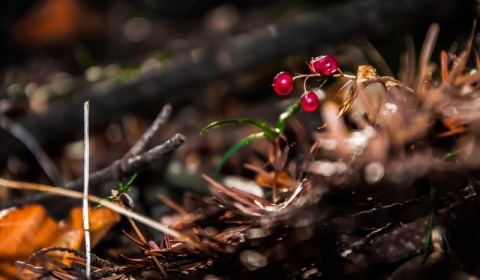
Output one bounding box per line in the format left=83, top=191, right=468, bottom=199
left=334, top=69, right=356, bottom=79
left=293, top=74, right=321, bottom=80
left=303, top=75, right=310, bottom=92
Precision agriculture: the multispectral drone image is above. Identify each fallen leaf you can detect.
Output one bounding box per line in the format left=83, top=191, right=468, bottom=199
left=0, top=204, right=120, bottom=279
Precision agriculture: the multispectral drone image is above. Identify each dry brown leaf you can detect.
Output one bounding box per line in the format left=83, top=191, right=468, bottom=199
left=0, top=204, right=120, bottom=279
left=338, top=65, right=410, bottom=117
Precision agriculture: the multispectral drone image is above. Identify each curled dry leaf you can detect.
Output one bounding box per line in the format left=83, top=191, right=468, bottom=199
left=338, top=65, right=411, bottom=117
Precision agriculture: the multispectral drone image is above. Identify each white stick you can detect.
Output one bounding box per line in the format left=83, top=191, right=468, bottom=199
left=83, top=101, right=91, bottom=278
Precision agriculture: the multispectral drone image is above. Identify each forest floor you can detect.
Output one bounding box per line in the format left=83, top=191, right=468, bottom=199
left=0, top=0, right=479, bottom=279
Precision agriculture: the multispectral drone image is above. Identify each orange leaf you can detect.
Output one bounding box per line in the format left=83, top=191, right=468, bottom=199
left=0, top=205, right=61, bottom=259
left=0, top=204, right=120, bottom=278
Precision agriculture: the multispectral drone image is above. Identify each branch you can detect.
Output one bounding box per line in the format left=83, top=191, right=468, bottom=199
left=123, top=103, right=172, bottom=160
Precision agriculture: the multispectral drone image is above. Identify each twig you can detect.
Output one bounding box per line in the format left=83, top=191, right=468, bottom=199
left=68, top=133, right=185, bottom=187
left=127, top=216, right=168, bottom=278
left=0, top=113, right=63, bottom=186
left=0, top=132, right=185, bottom=209
left=123, top=103, right=172, bottom=159
left=83, top=101, right=91, bottom=278
left=157, top=194, right=190, bottom=216
left=123, top=133, right=185, bottom=172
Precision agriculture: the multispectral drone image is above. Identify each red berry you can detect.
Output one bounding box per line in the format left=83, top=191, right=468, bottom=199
left=301, top=92, right=319, bottom=112
left=272, top=71, right=294, bottom=96
left=309, top=55, right=338, bottom=76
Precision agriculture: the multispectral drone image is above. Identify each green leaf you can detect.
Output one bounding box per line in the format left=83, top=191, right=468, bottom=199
left=465, top=173, right=480, bottom=204
left=91, top=196, right=115, bottom=211
left=443, top=149, right=461, bottom=160
left=200, top=99, right=302, bottom=178
left=423, top=185, right=438, bottom=263
left=215, top=132, right=266, bottom=178
left=275, top=100, right=302, bottom=134
left=439, top=227, right=451, bottom=255
left=200, top=119, right=278, bottom=139
left=91, top=174, right=137, bottom=211
left=74, top=46, right=96, bottom=70
left=118, top=173, right=137, bottom=192
left=125, top=173, right=138, bottom=186
left=91, top=204, right=103, bottom=211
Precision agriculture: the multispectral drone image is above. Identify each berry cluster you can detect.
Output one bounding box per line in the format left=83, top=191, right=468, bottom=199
left=272, top=55, right=339, bottom=112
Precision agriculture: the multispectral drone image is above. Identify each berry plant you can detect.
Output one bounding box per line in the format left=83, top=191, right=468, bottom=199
left=201, top=55, right=349, bottom=178
left=201, top=46, right=480, bottom=262
left=271, top=55, right=344, bottom=112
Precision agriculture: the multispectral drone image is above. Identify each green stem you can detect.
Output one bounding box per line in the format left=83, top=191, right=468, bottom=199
left=214, top=132, right=266, bottom=179
left=465, top=172, right=480, bottom=204
left=423, top=185, right=438, bottom=263
left=275, top=100, right=302, bottom=134
left=200, top=119, right=278, bottom=139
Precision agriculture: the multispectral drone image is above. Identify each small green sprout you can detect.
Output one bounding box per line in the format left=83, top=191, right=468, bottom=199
left=423, top=149, right=464, bottom=261
left=92, top=173, right=138, bottom=211
left=442, top=149, right=462, bottom=161
left=465, top=173, right=480, bottom=203
left=74, top=46, right=97, bottom=70
left=423, top=184, right=438, bottom=263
